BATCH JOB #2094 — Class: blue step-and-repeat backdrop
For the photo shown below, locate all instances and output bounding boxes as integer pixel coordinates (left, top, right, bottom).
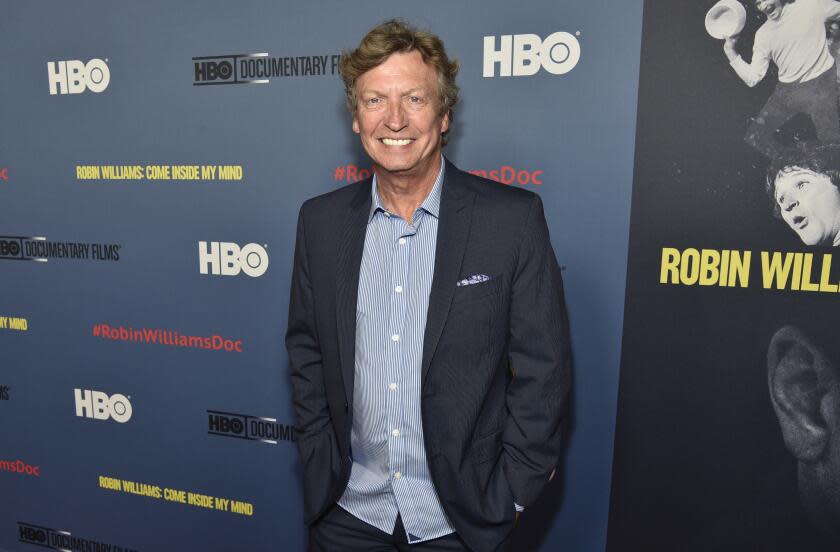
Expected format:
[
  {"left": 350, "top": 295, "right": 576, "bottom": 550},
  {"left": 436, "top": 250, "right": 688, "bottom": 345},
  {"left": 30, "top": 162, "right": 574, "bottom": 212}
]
[{"left": 0, "top": 1, "right": 644, "bottom": 550}]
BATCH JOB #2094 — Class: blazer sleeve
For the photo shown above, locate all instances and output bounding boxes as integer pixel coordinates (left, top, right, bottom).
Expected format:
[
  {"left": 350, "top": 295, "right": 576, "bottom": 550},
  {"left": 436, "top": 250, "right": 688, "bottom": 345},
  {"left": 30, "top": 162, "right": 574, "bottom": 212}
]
[
  {"left": 286, "top": 204, "right": 342, "bottom": 518},
  {"left": 502, "top": 193, "right": 571, "bottom": 507}
]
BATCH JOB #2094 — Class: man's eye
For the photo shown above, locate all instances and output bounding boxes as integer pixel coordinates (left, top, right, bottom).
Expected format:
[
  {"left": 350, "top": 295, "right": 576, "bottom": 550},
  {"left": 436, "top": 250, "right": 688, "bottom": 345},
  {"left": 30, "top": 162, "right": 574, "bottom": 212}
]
[
  {"left": 367, "top": 97, "right": 381, "bottom": 105},
  {"left": 797, "top": 180, "right": 808, "bottom": 190},
  {"left": 408, "top": 96, "right": 422, "bottom": 103}
]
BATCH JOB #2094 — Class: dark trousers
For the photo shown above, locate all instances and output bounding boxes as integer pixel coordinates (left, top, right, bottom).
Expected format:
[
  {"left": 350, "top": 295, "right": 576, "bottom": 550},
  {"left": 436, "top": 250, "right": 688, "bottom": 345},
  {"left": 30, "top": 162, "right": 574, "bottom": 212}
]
[
  {"left": 745, "top": 64, "right": 840, "bottom": 159},
  {"left": 308, "top": 504, "right": 472, "bottom": 552}
]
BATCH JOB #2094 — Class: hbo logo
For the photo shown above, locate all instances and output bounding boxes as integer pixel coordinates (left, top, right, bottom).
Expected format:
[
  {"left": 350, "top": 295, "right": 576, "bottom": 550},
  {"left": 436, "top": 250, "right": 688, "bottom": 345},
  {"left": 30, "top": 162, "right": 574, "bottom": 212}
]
[
  {"left": 194, "top": 60, "right": 233, "bottom": 82},
  {"left": 19, "top": 526, "right": 47, "bottom": 544},
  {"left": 47, "top": 59, "right": 110, "bottom": 95},
  {"left": 74, "top": 389, "right": 132, "bottom": 423},
  {"left": 208, "top": 413, "right": 244, "bottom": 435},
  {"left": 199, "top": 241, "right": 269, "bottom": 277},
  {"left": 0, "top": 239, "right": 21, "bottom": 257},
  {"left": 483, "top": 32, "right": 580, "bottom": 77}
]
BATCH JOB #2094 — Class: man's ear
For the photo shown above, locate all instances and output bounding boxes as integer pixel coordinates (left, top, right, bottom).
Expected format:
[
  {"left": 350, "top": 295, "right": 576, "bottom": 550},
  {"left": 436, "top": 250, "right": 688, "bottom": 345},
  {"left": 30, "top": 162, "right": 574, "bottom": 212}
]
[{"left": 768, "top": 325, "right": 832, "bottom": 463}]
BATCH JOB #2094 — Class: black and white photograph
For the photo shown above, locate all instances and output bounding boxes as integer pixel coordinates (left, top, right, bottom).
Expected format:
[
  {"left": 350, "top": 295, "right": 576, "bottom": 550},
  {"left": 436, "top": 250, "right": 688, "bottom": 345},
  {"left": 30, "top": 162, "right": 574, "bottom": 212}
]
[{"left": 608, "top": 0, "right": 840, "bottom": 550}]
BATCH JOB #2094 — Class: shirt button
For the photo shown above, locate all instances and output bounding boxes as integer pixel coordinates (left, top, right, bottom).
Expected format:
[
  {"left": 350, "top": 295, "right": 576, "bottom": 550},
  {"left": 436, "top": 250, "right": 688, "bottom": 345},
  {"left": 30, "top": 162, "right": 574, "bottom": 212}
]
[
  {"left": 398, "top": 238, "right": 406, "bottom": 245},
  {"left": 391, "top": 429, "right": 400, "bottom": 437},
  {"left": 391, "top": 334, "right": 400, "bottom": 342},
  {"left": 395, "top": 285, "right": 403, "bottom": 293},
  {"left": 388, "top": 383, "right": 397, "bottom": 391},
  {"left": 394, "top": 472, "right": 402, "bottom": 480}
]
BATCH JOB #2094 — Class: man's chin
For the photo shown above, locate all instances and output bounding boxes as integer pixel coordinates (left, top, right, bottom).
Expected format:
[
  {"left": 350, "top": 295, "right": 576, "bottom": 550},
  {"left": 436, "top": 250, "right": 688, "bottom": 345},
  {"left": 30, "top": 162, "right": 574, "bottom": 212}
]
[
  {"left": 368, "top": 148, "right": 441, "bottom": 178},
  {"left": 372, "top": 163, "right": 412, "bottom": 175},
  {"left": 371, "top": 157, "right": 423, "bottom": 176},
  {"left": 797, "top": 231, "right": 824, "bottom": 246}
]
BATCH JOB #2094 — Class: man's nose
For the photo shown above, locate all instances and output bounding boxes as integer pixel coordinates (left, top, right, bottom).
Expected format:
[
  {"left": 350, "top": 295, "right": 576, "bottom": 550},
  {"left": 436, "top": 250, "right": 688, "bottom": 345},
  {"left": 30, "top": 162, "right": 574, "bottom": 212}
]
[
  {"left": 782, "top": 196, "right": 798, "bottom": 211},
  {"left": 385, "top": 101, "right": 407, "bottom": 131}
]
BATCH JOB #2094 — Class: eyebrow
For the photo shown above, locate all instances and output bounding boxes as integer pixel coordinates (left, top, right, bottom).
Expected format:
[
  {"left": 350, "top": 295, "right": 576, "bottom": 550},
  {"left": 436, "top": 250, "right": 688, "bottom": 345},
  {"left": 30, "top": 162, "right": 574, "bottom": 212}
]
[{"left": 359, "top": 87, "right": 428, "bottom": 96}]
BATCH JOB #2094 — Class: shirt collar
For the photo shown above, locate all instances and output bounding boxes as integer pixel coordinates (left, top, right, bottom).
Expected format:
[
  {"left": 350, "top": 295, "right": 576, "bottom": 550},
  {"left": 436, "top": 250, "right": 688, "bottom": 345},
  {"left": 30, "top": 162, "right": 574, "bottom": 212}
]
[{"left": 368, "top": 154, "right": 445, "bottom": 222}]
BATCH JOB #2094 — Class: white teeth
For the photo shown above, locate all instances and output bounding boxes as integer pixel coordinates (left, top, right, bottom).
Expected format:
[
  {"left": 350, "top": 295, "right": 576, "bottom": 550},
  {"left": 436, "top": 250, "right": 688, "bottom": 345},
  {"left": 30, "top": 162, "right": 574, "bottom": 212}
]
[{"left": 382, "top": 138, "right": 412, "bottom": 146}]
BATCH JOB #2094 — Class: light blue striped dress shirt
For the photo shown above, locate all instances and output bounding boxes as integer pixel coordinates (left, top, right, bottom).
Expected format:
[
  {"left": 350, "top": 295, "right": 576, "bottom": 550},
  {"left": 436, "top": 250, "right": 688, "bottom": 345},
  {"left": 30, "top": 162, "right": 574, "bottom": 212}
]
[{"left": 337, "top": 159, "right": 455, "bottom": 544}]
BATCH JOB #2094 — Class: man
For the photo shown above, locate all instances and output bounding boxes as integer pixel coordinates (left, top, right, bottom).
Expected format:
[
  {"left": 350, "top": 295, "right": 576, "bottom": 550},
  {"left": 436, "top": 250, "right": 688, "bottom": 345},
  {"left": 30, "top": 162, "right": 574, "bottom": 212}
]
[
  {"left": 721, "top": 0, "right": 840, "bottom": 159},
  {"left": 286, "top": 19, "right": 570, "bottom": 552},
  {"left": 766, "top": 142, "right": 840, "bottom": 245}
]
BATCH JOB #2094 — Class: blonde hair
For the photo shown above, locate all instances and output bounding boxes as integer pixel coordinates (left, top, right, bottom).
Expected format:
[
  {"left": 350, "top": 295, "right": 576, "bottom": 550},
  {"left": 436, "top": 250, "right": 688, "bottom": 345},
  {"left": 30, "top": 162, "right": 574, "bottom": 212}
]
[{"left": 339, "top": 19, "right": 460, "bottom": 144}]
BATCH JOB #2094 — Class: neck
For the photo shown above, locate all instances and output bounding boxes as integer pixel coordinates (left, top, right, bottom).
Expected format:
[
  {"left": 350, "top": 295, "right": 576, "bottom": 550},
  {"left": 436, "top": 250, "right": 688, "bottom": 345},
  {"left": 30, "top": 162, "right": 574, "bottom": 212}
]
[{"left": 374, "top": 154, "right": 442, "bottom": 222}]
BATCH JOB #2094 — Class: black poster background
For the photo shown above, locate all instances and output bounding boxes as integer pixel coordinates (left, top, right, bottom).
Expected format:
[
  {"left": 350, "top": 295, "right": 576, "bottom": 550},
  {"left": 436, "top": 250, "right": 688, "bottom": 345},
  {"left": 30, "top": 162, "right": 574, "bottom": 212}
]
[{"left": 608, "top": 1, "right": 840, "bottom": 550}]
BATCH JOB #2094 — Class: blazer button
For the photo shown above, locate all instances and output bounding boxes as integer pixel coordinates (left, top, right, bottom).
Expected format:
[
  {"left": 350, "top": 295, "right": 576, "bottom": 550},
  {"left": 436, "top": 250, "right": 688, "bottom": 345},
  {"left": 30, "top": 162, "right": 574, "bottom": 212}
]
[{"left": 344, "top": 402, "right": 349, "bottom": 412}]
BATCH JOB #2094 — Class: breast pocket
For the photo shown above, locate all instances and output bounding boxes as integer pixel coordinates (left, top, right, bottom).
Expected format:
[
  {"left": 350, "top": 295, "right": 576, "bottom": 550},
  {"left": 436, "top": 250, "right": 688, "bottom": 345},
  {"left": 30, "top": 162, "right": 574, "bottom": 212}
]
[{"left": 452, "top": 277, "right": 502, "bottom": 305}]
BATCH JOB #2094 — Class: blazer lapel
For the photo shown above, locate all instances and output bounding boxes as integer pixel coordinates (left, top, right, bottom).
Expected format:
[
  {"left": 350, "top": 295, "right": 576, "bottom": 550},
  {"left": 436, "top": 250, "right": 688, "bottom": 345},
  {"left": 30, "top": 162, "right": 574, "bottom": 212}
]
[
  {"left": 421, "top": 160, "right": 475, "bottom": 386},
  {"left": 336, "top": 179, "right": 372, "bottom": 407}
]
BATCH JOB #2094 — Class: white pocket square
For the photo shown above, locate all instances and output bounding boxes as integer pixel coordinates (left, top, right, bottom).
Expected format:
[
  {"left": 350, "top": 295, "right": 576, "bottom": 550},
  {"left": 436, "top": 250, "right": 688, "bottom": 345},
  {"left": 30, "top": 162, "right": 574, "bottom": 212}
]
[{"left": 456, "top": 274, "right": 490, "bottom": 287}]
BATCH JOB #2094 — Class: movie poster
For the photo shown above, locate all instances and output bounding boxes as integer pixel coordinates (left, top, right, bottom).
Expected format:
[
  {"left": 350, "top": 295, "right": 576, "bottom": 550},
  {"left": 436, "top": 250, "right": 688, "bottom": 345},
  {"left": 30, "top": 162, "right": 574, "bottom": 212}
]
[{"left": 608, "top": 0, "right": 840, "bottom": 549}]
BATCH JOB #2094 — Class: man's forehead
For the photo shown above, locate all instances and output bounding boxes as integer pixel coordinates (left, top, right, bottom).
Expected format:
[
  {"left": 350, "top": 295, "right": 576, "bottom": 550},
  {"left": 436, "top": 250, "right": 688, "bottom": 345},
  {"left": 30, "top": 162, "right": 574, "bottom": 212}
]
[
  {"left": 774, "top": 167, "right": 824, "bottom": 198},
  {"left": 358, "top": 52, "right": 435, "bottom": 83},
  {"left": 776, "top": 167, "right": 820, "bottom": 182}
]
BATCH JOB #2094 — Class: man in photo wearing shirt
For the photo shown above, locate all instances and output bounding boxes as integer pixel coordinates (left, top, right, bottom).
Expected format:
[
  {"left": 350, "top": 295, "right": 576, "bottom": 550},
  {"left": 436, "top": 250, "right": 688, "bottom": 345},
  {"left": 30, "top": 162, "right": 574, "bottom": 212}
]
[
  {"left": 286, "top": 19, "right": 570, "bottom": 552},
  {"left": 722, "top": 0, "right": 840, "bottom": 158}
]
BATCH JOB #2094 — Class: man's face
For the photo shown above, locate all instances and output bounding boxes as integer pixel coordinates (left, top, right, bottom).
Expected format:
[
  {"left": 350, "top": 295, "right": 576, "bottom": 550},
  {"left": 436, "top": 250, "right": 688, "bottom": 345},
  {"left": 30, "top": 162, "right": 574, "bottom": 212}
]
[
  {"left": 352, "top": 50, "right": 449, "bottom": 179},
  {"left": 774, "top": 167, "right": 840, "bottom": 245},
  {"left": 755, "top": 0, "right": 783, "bottom": 20}
]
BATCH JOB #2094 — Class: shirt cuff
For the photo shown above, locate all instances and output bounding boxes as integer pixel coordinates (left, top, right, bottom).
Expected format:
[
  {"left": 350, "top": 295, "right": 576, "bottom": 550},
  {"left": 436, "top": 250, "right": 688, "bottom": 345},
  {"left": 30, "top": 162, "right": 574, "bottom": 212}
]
[{"left": 514, "top": 502, "right": 525, "bottom": 512}]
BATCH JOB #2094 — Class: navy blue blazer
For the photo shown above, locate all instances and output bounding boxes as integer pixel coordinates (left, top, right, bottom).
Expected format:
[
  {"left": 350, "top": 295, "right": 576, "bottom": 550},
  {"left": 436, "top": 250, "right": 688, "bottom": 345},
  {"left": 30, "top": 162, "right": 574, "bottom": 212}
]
[{"left": 286, "top": 158, "right": 570, "bottom": 551}]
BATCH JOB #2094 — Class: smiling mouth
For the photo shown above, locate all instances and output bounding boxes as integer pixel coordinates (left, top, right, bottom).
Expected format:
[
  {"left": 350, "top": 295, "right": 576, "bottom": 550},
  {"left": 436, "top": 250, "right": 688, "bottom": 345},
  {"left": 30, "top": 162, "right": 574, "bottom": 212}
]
[
  {"left": 380, "top": 138, "right": 413, "bottom": 146},
  {"left": 792, "top": 215, "right": 807, "bottom": 229}
]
